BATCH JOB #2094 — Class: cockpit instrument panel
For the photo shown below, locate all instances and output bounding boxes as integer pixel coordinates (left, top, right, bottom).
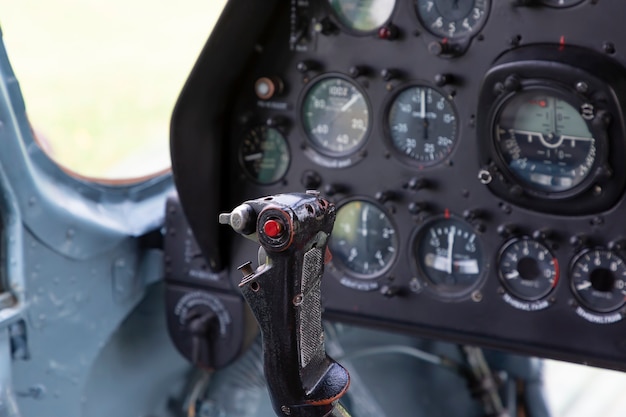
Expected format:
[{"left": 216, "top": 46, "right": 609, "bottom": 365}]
[{"left": 171, "top": 0, "right": 626, "bottom": 371}]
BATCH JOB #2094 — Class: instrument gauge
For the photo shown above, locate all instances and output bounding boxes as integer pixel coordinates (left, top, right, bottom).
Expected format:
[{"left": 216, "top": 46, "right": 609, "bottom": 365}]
[
  {"left": 329, "top": 0, "right": 396, "bottom": 33},
  {"left": 498, "top": 238, "right": 558, "bottom": 301},
  {"left": 414, "top": 0, "right": 490, "bottom": 39},
  {"left": 385, "top": 84, "right": 457, "bottom": 167},
  {"left": 329, "top": 200, "right": 398, "bottom": 279},
  {"left": 239, "top": 126, "right": 290, "bottom": 184},
  {"left": 413, "top": 215, "right": 484, "bottom": 299},
  {"left": 540, "top": 0, "right": 584, "bottom": 7},
  {"left": 301, "top": 75, "right": 371, "bottom": 157},
  {"left": 570, "top": 249, "right": 626, "bottom": 313},
  {"left": 494, "top": 89, "right": 597, "bottom": 194}
]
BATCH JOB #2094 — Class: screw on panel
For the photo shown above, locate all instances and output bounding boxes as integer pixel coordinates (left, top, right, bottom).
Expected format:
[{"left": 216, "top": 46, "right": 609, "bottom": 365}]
[
  {"left": 281, "top": 406, "right": 291, "bottom": 415},
  {"left": 471, "top": 291, "right": 483, "bottom": 302},
  {"left": 603, "top": 41, "right": 616, "bottom": 54},
  {"left": 478, "top": 170, "right": 492, "bottom": 184},
  {"left": 293, "top": 294, "right": 303, "bottom": 306},
  {"left": 575, "top": 81, "right": 589, "bottom": 94}
]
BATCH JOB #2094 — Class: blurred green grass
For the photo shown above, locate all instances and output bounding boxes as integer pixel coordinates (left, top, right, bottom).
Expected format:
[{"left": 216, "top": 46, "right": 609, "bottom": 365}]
[{"left": 0, "top": 0, "right": 226, "bottom": 178}]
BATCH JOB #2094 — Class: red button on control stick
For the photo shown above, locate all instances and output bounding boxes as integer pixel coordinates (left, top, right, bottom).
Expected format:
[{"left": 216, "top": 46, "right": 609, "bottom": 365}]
[{"left": 263, "top": 219, "right": 283, "bottom": 238}]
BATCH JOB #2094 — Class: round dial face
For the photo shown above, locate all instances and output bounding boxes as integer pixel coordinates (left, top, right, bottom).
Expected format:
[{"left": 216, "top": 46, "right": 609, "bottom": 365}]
[
  {"left": 239, "top": 126, "right": 290, "bottom": 184},
  {"left": 386, "top": 85, "right": 457, "bottom": 166},
  {"left": 302, "top": 76, "right": 371, "bottom": 156},
  {"left": 329, "top": 200, "right": 398, "bottom": 279},
  {"left": 329, "top": 0, "right": 396, "bottom": 32},
  {"left": 540, "top": 0, "right": 584, "bottom": 7},
  {"left": 571, "top": 249, "right": 626, "bottom": 313},
  {"left": 494, "top": 90, "right": 596, "bottom": 193},
  {"left": 414, "top": 0, "right": 489, "bottom": 39},
  {"left": 498, "top": 238, "right": 559, "bottom": 301},
  {"left": 414, "top": 215, "right": 483, "bottom": 298}
]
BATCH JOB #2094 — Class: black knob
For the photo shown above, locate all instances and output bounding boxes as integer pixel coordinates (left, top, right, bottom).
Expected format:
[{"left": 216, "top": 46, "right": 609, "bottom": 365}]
[
  {"left": 463, "top": 209, "right": 482, "bottom": 221},
  {"left": 381, "top": 68, "right": 401, "bottom": 81},
  {"left": 497, "top": 224, "right": 518, "bottom": 238},
  {"left": 315, "top": 17, "right": 337, "bottom": 35},
  {"left": 428, "top": 40, "right": 459, "bottom": 57},
  {"left": 348, "top": 66, "right": 369, "bottom": 78},
  {"left": 532, "top": 229, "right": 553, "bottom": 241},
  {"left": 375, "top": 190, "right": 397, "bottom": 203},
  {"left": 608, "top": 239, "right": 626, "bottom": 251},
  {"left": 380, "top": 285, "right": 403, "bottom": 298},
  {"left": 408, "top": 202, "right": 428, "bottom": 215},
  {"left": 569, "top": 234, "right": 589, "bottom": 248},
  {"left": 504, "top": 75, "right": 522, "bottom": 92},
  {"left": 434, "top": 73, "right": 453, "bottom": 87},
  {"left": 301, "top": 170, "right": 322, "bottom": 189},
  {"left": 324, "top": 183, "right": 347, "bottom": 196},
  {"left": 266, "top": 116, "right": 286, "bottom": 127},
  {"left": 408, "top": 177, "right": 429, "bottom": 191},
  {"left": 297, "top": 60, "right": 320, "bottom": 73}
]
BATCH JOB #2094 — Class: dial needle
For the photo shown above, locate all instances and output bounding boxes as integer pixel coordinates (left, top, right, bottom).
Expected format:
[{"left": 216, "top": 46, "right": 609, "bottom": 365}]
[
  {"left": 446, "top": 227, "right": 455, "bottom": 274},
  {"left": 341, "top": 94, "right": 359, "bottom": 112},
  {"left": 361, "top": 205, "right": 369, "bottom": 237}
]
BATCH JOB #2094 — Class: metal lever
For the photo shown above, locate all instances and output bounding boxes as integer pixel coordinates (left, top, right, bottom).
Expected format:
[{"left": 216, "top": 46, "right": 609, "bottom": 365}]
[{"left": 219, "top": 191, "right": 350, "bottom": 417}]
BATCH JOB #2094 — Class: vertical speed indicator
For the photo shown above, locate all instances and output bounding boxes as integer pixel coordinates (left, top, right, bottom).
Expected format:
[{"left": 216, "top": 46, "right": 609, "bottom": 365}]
[{"left": 385, "top": 84, "right": 458, "bottom": 167}]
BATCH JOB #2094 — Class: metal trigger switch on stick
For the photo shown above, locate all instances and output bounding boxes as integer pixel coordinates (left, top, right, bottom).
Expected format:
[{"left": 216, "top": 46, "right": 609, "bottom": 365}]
[{"left": 219, "top": 191, "right": 351, "bottom": 417}]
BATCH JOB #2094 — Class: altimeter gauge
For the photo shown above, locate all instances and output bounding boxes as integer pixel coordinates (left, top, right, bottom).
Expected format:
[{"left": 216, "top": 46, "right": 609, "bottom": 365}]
[{"left": 301, "top": 75, "right": 371, "bottom": 157}]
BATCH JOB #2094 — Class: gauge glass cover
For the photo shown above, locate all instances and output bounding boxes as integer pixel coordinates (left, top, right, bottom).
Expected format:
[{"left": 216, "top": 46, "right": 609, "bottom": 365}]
[
  {"left": 329, "top": 200, "right": 398, "bottom": 279},
  {"left": 494, "top": 90, "right": 596, "bottom": 193},
  {"left": 414, "top": 216, "right": 483, "bottom": 297},
  {"left": 239, "top": 126, "right": 290, "bottom": 184},
  {"left": 414, "top": 0, "right": 489, "bottom": 39},
  {"left": 386, "top": 85, "right": 457, "bottom": 166},
  {"left": 570, "top": 249, "right": 626, "bottom": 313},
  {"left": 329, "top": 0, "right": 396, "bottom": 32},
  {"left": 498, "top": 238, "right": 558, "bottom": 301},
  {"left": 302, "top": 76, "right": 371, "bottom": 156}
]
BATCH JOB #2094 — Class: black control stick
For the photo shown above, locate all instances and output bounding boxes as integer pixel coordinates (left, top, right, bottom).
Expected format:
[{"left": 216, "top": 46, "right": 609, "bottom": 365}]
[{"left": 219, "top": 191, "right": 351, "bottom": 417}]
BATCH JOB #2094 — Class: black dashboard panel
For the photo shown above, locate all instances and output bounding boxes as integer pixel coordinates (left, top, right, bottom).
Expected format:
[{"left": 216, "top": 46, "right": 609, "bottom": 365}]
[{"left": 171, "top": 0, "right": 626, "bottom": 371}]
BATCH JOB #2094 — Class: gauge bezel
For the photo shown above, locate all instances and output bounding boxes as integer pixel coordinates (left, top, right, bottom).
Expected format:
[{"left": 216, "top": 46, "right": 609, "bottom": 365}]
[
  {"left": 540, "top": 0, "right": 585, "bottom": 8},
  {"left": 237, "top": 125, "right": 291, "bottom": 185},
  {"left": 569, "top": 248, "right": 626, "bottom": 314},
  {"left": 497, "top": 237, "right": 559, "bottom": 302},
  {"left": 412, "top": 0, "right": 491, "bottom": 56},
  {"left": 325, "top": 0, "right": 397, "bottom": 36},
  {"left": 382, "top": 81, "right": 459, "bottom": 169},
  {"left": 299, "top": 73, "right": 372, "bottom": 168},
  {"left": 477, "top": 46, "right": 626, "bottom": 215},
  {"left": 411, "top": 214, "right": 486, "bottom": 301},
  {"left": 490, "top": 84, "right": 604, "bottom": 199},
  {"left": 327, "top": 197, "right": 399, "bottom": 289}
]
